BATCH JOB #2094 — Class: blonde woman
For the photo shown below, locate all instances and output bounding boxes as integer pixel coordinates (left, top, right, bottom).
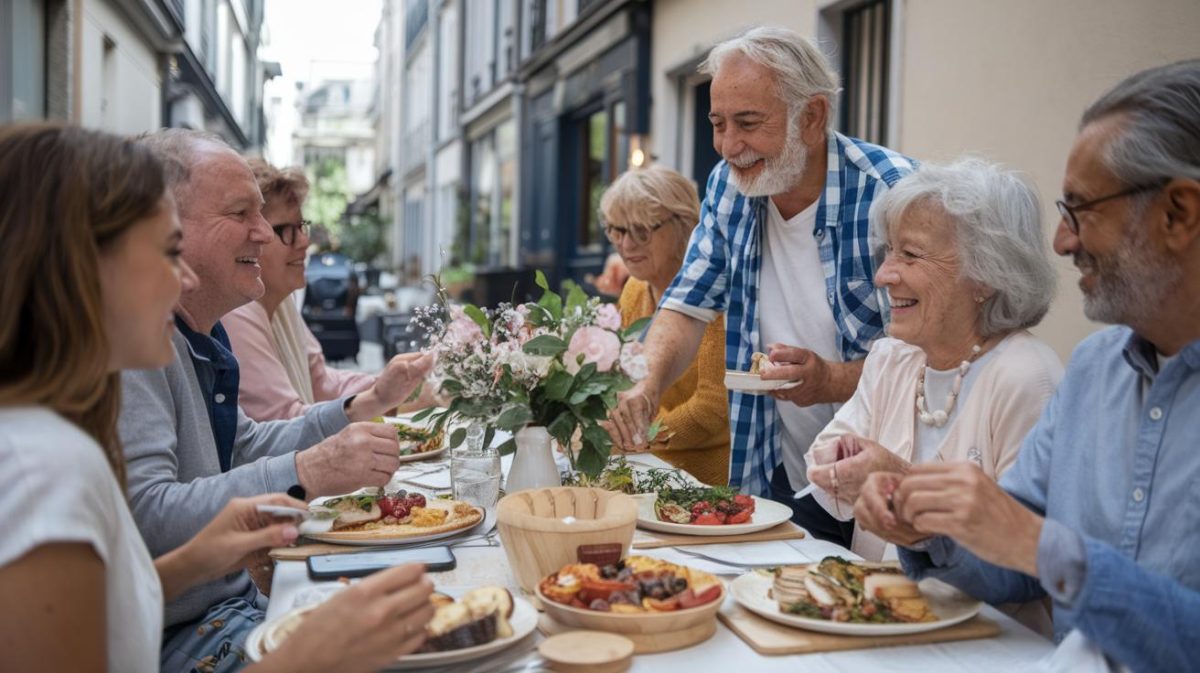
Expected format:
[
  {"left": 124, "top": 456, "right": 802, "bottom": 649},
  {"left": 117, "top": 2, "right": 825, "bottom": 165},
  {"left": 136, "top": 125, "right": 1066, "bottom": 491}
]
[{"left": 601, "top": 166, "right": 731, "bottom": 485}]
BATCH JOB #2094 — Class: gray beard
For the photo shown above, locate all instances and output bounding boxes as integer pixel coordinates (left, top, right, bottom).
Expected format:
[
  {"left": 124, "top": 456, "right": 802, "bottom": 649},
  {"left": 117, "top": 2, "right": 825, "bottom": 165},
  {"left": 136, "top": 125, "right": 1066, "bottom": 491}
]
[
  {"left": 726, "top": 123, "right": 809, "bottom": 198},
  {"left": 1079, "top": 218, "right": 1182, "bottom": 326}
]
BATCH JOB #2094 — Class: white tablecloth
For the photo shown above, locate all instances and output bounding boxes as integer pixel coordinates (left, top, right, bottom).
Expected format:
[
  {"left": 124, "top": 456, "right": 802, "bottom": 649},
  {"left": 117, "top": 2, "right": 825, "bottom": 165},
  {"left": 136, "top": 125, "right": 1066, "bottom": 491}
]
[{"left": 268, "top": 452, "right": 1055, "bottom": 671}]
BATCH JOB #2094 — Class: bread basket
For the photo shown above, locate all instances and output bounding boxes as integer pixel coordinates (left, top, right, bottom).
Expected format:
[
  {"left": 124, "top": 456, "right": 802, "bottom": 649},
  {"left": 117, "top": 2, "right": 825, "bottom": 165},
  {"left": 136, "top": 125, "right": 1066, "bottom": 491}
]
[{"left": 496, "top": 487, "right": 637, "bottom": 593}]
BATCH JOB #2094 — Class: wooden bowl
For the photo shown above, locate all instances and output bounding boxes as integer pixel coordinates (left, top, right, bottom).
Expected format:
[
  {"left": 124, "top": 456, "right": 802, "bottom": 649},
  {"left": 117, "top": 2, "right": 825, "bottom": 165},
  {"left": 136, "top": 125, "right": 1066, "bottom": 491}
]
[
  {"left": 497, "top": 487, "right": 638, "bottom": 593},
  {"left": 535, "top": 582, "right": 724, "bottom": 652}
]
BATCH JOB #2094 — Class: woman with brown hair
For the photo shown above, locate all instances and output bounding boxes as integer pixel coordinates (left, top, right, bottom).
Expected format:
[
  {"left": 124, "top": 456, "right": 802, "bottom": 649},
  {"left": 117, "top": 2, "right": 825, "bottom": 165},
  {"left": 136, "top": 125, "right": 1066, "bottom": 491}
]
[{"left": 0, "top": 123, "right": 434, "bottom": 673}]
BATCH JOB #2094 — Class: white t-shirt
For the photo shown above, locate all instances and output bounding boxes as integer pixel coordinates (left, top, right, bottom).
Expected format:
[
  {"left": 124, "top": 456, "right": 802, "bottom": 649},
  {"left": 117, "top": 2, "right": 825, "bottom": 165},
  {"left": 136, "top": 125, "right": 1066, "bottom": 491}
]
[
  {"left": 0, "top": 407, "right": 162, "bottom": 672},
  {"left": 758, "top": 198, "right": 842, "bottom": 491}
]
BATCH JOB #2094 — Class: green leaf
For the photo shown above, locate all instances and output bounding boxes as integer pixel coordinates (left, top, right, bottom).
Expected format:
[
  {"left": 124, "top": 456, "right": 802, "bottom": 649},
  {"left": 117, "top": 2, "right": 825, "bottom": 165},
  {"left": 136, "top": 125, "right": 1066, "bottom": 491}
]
[
  {"left": 565, "top": 281, "right": 589, "bottom": 315},
  {"left": 542, "top": 370, "right": 575, "bottom": 401},
  {"left": 621, "top": 317, "right": 653, "bottom": 340},
  {"left": 496, "top": 404, "right": 535, "bottom": 429},
  {"left": 523, "top": 334, "right": 568, "bottom": 357},
  {"left": 576, "top": 362, "right": 597, "bottom": 380},
  {"left": 538, "top": 290, "right": 563, "bottom": 323},
  {"left": 534, "top": 270, "right": 550, "bottom": 291},
  {"left": 410, "top": 406, "right": 436, "bottom": 422},
  {"left": 449, "top": 427, "right": 467, "bottom": 448},
  {"left": 463, "top": 304, "right": 492, "bottom": 338},
  {"left": 646, "top": 420, "right": 664, "bottom": 442},
  {"left": 496, "top": 438, "right": 517, "bottom": 456},
  {"left": 547, "top": 411, "right": 576, "bottom": 446},
  {"left": 483, "top": 427, "right": 496, "bottom": 450}
]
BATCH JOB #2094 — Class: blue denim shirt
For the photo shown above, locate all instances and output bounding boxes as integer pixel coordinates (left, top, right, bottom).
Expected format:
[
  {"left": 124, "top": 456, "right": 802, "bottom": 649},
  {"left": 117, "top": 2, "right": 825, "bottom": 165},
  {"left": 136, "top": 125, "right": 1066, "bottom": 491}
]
[
  {"left": 899, "top": 327, "right": 1200, "bottom": 671},
  {"left": 174, "top": 315, "right": 240, "bottom": 472}
]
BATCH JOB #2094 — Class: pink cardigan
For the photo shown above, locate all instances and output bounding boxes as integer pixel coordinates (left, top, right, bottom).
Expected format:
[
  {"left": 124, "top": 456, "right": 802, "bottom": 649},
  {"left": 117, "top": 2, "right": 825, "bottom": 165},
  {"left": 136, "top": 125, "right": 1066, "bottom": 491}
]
[
  {"left": 805, "top": 332, "right": 1064, "bottom": 558},
  {"left": 223, "top": 301, "right": 375, "bottom": 421}
]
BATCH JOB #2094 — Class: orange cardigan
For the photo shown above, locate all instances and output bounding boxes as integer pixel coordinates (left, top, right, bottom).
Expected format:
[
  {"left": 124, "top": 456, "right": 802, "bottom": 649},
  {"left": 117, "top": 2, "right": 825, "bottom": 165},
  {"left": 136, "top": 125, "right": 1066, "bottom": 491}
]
[{"left": 617, "top": 278, "right": 731, "bottom": 485}]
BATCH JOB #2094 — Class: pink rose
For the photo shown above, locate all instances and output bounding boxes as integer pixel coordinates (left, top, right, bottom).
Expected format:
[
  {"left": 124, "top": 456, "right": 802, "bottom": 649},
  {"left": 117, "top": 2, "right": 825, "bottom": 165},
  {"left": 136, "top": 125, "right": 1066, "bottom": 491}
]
[
  {"left": 619, "top": 341, "right": 648, "bottom": 381},
  {"left": 595, "top": 303, "right": 622, "bottom": 332},
  {"left": 445, "top": 307, "right": 484, "bottom": 346},
  {"left": 564, "top": 326, "right": 621, "bottom": 374}
]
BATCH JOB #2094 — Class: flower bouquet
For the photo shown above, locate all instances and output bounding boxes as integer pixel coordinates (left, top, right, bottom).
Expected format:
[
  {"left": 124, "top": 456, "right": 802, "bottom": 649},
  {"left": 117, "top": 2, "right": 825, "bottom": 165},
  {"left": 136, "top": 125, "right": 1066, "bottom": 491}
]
[{"left": 413, "top": 271, "right": 650, "bottom": 477}]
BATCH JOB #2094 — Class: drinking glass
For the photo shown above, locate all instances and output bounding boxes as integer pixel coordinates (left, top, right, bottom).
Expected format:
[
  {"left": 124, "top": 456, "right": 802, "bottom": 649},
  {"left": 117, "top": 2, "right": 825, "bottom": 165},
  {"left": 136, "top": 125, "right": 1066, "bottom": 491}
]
[{"left": 451, "top": 447, "right": 501, "bottom": 509}]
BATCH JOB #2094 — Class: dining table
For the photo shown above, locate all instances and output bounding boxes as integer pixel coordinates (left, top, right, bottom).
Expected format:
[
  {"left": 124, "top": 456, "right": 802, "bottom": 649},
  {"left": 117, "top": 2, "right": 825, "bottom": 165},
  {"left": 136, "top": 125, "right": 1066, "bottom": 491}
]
[{"left": 267, "top": 451, "right": 1056, "bottom": 673}]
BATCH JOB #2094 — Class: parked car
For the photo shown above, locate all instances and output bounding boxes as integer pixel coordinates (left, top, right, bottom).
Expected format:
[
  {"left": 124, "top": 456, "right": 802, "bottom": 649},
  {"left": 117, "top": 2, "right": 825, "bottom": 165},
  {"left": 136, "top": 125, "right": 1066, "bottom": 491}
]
[{"left": 303, "top": 252, "right": 361, "bottom": 362}]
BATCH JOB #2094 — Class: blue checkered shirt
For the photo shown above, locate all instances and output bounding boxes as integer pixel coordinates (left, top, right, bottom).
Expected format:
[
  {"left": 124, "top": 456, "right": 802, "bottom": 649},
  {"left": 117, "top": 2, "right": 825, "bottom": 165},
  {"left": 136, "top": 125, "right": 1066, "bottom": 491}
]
[{"left": 660, "top": 132, "right": 916, "bottom": 496}]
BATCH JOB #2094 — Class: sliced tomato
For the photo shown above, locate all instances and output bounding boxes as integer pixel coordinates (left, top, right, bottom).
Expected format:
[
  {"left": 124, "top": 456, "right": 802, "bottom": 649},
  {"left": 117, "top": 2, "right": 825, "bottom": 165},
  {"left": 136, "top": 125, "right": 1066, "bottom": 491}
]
[
  {"left": 578, "top": 578, "right": 637, "bottom": 603},
  {"left": 726, "top": 509, "right": 752, "bottom": 524},
  {"left": 693, "top": 583, "right": 722, "bottom": 605},
  {"left": 642, "top": 595, "right": 681, "bottom": 612},
  {"left": 692, "top": 512, "right": 723, "bottom": 525},
  {"left": 674, "top": 588, "right": 699, "bottom": 608},
  {"left": 733, "top": 494, "right": 755, "bottom": 513}
]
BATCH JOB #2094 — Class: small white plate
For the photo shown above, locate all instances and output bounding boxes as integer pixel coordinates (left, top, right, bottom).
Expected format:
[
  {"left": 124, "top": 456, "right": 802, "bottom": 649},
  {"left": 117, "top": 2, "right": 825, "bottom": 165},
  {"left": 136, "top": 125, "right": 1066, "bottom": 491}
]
[
  {"left": 724, "top": 371, "right": 801, "bottom": 393},
  {"left": 730, "top": 570, "right": 983, "bottom": 636},
  {"left": 260, "top": 592, "right": 538, "bottom": 670},
  {"left": 302, "top": 502, "right": 493, "bottom": 547},
  {"left": 397, "top": 445, "right": 447, "bottom": 463},
  {"left": 633, "top": 494, "right": 793, "bottom": 536}
]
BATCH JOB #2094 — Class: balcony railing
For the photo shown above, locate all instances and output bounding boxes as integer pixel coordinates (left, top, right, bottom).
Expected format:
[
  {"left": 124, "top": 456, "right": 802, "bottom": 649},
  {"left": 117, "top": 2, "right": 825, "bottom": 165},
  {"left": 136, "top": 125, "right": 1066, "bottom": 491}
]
[{"left": 402, "top": 121, "right": 431, "bottom": 173}]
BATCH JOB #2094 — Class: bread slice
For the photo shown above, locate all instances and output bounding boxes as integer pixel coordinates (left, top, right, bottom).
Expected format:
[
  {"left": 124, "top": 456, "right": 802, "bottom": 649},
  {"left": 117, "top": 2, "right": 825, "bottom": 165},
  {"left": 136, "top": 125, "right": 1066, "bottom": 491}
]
[
  {"left": 863, "top": 572, "right": 921, "bottom": 600},
  {"left": 324, "top": 496, "right": 383, "bottom": 530}
]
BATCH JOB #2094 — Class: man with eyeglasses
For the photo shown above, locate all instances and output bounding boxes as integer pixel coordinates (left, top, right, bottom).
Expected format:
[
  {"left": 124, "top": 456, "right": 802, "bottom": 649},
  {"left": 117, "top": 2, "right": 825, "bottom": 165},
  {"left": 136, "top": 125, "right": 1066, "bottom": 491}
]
[
  {"left": 607, "top": 27, "right": 914, "bottom": 544},
  {"left": 855, "top": 59, "right": 1200, "bottom": 670},
  {"left": 117, "top": 130, "right": 433, "bottom": 669}
]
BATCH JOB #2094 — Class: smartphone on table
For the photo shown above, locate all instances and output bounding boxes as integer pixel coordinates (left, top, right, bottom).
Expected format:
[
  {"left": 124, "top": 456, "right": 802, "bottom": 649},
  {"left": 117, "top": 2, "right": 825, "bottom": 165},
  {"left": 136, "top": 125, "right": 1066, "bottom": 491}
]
[{"left": 307, "top": 546, "right": 456, "bottom": 581}]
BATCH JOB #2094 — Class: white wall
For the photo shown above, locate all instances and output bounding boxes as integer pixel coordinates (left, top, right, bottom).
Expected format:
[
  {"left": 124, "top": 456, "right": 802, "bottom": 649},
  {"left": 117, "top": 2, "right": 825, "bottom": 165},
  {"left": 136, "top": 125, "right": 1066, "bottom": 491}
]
[{"left": 79, "top": 0, "right": 162, "bottom": 134}]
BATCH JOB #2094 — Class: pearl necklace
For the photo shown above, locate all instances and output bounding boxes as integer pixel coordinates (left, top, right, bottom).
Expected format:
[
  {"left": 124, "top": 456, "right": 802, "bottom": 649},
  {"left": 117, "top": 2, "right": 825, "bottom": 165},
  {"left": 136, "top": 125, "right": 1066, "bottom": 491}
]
[{"left": 916, "top": 344, "right": 982, "bottom": 428}]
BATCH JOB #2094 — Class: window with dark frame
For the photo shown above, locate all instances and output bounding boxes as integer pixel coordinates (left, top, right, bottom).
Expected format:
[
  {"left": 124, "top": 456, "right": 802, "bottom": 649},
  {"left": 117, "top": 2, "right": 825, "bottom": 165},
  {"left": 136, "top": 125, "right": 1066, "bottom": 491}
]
[{"left": 840, "top": 0, "right": 891, "bottom": 146}]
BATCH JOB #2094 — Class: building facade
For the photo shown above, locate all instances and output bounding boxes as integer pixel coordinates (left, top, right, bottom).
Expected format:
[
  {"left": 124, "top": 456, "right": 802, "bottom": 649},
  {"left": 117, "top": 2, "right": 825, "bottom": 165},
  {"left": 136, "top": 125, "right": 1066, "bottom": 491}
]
[
  {"left": 1, "top": 0, "right": 271, "bottom": 148},
  {"left": 371, "top": 0, "right": 1200, "bottom": 356}
]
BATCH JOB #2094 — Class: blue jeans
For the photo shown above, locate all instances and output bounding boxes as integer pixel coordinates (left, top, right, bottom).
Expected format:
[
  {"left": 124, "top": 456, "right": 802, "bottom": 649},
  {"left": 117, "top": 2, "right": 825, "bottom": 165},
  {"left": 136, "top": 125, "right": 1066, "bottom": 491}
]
[
  {"left": 161, "top": 597, "right": 265, "bottom": 673},
  {"left": 769, "top": 461, "right": 855, "bottom": 548}
]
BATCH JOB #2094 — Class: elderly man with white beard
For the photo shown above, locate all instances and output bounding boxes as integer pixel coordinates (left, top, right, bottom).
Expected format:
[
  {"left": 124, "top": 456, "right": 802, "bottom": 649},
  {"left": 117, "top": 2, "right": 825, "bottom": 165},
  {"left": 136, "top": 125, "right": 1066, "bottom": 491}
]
[{"left": 607, "top": 26, "right": 916, "bottom": 544}]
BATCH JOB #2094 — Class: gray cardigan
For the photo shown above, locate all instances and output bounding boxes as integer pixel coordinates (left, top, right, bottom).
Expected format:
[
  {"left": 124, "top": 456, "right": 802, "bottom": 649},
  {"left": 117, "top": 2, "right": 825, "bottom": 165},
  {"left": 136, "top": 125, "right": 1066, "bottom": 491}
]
[{"left": 120, "top": 328, "right": 350, "bottom": 627}]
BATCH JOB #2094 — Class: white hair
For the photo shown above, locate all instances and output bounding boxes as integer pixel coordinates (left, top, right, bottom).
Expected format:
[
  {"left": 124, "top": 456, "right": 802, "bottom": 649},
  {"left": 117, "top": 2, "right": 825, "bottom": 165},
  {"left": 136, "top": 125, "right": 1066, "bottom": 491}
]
[
  {"left": 869, "top": 159, "right": 1057, "bottom": 337},
  {"left": 699, "top": 26, "right": 841, "bottom": 131}
]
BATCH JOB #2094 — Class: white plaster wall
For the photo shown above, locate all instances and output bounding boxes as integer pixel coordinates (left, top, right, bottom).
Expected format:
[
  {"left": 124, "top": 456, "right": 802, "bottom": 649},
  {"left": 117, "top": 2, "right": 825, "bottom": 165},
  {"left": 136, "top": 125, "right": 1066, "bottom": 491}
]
[{"left": 79, "top": 0, "right": 162, "bottom": 134}]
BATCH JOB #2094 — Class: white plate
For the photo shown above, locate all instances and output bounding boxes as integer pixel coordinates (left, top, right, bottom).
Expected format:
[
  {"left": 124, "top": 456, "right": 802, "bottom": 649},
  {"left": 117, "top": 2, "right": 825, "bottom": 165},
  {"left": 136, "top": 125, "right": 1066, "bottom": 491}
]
[
  {"left": 260, "top": 593, "right": 538, "bottom": 670},
  {"left": 730, "top": 570, "right": 983, "bottom": 636},
  {"left": 397, "top": 445, "right": 447, "bottom": 463},
  {"left": 724, "top": 371, "right": 801, "bottom": 393},
  {"left": 634, "top": 494, "right": 793, "bottom": 536},
  {"left": 302, "top": 496, "right": 490, "bottom": 547}
]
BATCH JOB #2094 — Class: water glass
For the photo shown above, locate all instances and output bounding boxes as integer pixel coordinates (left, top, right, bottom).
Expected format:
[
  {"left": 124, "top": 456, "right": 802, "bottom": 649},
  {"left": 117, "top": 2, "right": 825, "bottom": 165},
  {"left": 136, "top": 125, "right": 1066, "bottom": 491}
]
[{"left": 451, "top": 447, "right": 501, "bottom": 509}]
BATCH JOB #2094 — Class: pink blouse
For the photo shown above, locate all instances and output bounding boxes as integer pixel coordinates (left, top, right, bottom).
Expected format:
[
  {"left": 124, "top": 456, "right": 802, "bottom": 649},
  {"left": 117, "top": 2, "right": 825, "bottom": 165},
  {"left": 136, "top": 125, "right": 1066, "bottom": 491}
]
[{"left": 223, "top": 301, "right": 375, "bottom": 421}]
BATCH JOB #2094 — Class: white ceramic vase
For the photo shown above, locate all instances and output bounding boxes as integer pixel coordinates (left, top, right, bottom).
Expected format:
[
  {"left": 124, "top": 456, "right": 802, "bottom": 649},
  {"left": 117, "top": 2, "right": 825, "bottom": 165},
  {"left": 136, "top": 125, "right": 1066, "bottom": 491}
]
[{"left": 505, "top": 426, "right": 562, "bottom": 493}]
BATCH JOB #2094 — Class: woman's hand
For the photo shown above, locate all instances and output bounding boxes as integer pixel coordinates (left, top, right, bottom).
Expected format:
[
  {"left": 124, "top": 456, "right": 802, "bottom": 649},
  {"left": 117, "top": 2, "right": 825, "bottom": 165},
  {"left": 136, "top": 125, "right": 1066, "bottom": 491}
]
[
  {"left": 259, "top": 564, "right": 436, "bottom": 673},
  {"left": 807, "top": 435, "right": 910, "bottom": 506},
  {"left": 156, "top": 494, "right": 303, "bottom": 600},
  {"left": 853, "top": 472, "right": 930, "bottom": 547}
]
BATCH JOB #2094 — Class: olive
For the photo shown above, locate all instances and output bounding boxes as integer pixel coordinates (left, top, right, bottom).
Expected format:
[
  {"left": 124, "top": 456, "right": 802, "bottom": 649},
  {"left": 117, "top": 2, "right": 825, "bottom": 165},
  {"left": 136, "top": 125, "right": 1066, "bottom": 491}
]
[
  {"left": 671, "top": 577, "right": 688, "bottom": 593},
  {"left": 589, "top": 599, "right": 611, "bottom": 611}
]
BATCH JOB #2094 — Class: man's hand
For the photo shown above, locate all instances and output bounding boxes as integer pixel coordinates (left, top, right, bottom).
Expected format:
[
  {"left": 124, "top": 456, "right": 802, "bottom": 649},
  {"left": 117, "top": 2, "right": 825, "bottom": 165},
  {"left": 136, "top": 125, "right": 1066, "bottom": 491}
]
[
  {"left": 807, "top": 435, "right": 911, "bottom": 505},
  {"left": 608, "top": 379, "right": 660, "bottom": 451},
  {"left": 346, "top": 351, "right": 435, "bottom": 422},
  {"left": 295, "top": 422, "right": 402, "bottom": 496},
  {"left": 853, "top": 472, "right": 930, "bottom": 547},
  {"left": 762, "top": 344, "right": 860, "bottom": 406},
  {"left": 893, "top": 463, "right": 1044, "bottom": 576}
]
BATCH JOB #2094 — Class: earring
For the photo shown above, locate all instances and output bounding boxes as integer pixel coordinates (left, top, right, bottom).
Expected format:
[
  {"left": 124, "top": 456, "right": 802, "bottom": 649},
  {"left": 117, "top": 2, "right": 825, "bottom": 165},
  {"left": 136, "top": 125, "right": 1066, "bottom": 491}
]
[{"left": 975, "top": 296, "right": 985, "bottom": 304}]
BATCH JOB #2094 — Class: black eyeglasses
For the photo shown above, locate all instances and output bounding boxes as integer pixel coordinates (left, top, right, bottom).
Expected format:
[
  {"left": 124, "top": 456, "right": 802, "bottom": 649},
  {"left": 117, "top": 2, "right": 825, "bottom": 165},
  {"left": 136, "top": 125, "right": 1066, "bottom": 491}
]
[
  {"left": 604, "top": 220, "right": 667, "bottom": 246},
  {"left": 272, "top": 220, "right": 311, "bottom": 247},
  {"left": 1055, "top": 180, "right": 1167, "bottom": 235}
]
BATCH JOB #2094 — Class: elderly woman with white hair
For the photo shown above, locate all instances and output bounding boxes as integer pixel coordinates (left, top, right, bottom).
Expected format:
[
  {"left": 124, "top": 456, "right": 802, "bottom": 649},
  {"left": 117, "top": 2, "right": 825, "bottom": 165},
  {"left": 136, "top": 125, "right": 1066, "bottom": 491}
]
[{"left": 803, "top": 158, "right": 1064, "bottom": 564}]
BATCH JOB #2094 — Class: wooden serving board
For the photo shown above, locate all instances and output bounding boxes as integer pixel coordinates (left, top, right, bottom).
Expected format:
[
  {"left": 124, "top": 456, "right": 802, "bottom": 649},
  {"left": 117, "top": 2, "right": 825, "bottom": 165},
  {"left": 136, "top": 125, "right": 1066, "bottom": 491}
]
[
  {"left": 632, "top": 521, "right": 805, "bottom": 550},
  {"left": 269, "top": 543, "right": 362, "bottom": 561},
  {"left": 717, "top": 603, "right": 999, "bottom": 655}
]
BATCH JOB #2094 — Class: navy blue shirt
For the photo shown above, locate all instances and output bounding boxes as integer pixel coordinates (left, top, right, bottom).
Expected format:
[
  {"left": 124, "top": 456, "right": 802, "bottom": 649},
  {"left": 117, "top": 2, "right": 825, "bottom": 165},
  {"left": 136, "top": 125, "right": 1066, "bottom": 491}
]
[{"left": 175, "top": 315, "right": 240, "bottom": 472}]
